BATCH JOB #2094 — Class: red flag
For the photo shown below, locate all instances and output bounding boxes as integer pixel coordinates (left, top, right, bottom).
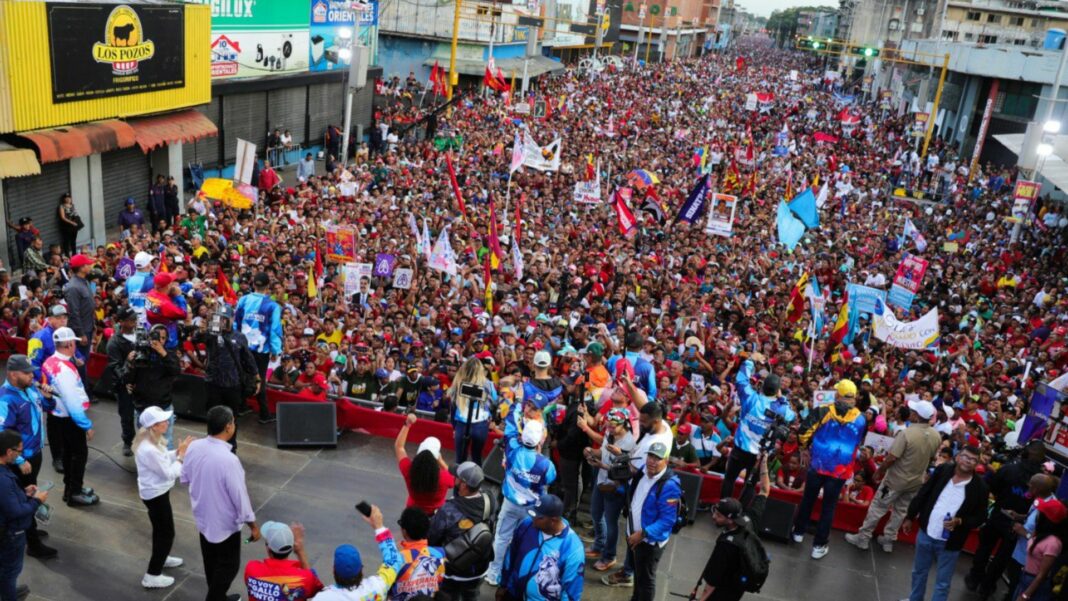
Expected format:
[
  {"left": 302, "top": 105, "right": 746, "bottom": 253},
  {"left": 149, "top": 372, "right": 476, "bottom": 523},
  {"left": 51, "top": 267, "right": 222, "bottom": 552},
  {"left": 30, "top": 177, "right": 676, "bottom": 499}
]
[
  {"left": 445, "top": 152, "right": 467, "bottom": 216},
  {"left": 736, "top": 56, "right": 746, "bottom": 71},
  {"left": 613, "top": 189, "right": 637, "bottom": 237},
  {"left": 216, "top": 266, "right": 237, "bottom": 305},
  {"left": 785, "top": 273, "right": 809, "bottom": 323},
  {"left": 488, "top": 196, "right": 504, "bottom": 263},
  {"left": 483, "top": 66, "right": 508, "bottom": 92},
  {"left": 314, "top": 242, "right": 324, "bottom": 281}
]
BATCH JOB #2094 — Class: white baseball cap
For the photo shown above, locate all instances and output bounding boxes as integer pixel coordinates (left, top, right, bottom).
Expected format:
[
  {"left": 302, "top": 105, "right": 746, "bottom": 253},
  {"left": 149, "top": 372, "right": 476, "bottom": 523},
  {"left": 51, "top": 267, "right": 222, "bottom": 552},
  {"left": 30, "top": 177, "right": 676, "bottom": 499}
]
[
  {"left": 52, "top": 326, "right": 78, "bottom": 343},
  {"left": 134, "top": 251, "right": 155, "bottom": 269},
  {"left": 908, "top": 400, "right": 936, "bottom": 421},
  {"left": 521, "top": 419, "right": 545, "bottom": 447},
  {"left": 139, "top": 406, "right": 174, "bottom": 429},
  {"left": 417, "top": 436, "right": 442, "bottom": 459},
  {"left": 533, "top": 351, "right": 552, "bottom": 368}
]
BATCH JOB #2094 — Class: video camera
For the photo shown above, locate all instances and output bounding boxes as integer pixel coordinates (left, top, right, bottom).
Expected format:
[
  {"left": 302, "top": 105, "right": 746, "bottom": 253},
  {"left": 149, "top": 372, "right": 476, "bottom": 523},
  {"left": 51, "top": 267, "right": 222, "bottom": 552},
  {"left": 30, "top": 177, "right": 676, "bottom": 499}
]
[{"left": 758, "top": 408, "right": 790, "bottom": 454}]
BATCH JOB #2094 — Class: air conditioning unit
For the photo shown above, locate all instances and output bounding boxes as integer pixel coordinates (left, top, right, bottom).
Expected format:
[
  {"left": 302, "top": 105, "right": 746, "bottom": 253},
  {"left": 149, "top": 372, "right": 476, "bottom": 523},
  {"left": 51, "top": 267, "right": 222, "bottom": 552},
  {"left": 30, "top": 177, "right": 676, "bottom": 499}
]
[
  {"left": 889, "top": 21, "right": 900, "bottom": 30},
  {"left": 916, "top": 6, "right": 925, "bottom": 15}
]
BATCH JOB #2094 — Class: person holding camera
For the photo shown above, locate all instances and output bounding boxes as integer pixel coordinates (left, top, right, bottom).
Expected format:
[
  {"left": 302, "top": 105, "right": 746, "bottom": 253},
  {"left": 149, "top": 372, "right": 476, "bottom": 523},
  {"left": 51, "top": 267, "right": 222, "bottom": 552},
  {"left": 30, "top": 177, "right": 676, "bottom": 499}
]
[
  {"left": 719, "top": 353, "right": 795, "bottom": 502},
  {"left": 125, "top": 325, "right": 182, "bottom": 452},
  {"left": 428, "top": 462, "right": 497, "bottom": 600},
  {"left": 446, "top": 358, "right": 496, "bottom": 466},
  {"left": 552, "top": 389, "right": 596, "bottom": 527},
  {"left": 106, "top": 308, "right": 139, "bottom": 456},
  {"left": 791, "top": 379, "right": 867, "bottom": 560},
  {"left": 580, "top": 407, "right": 635, "bottom": 572},
  {"left": 197, "top": 305, "right": 259, "bottom": 453}
]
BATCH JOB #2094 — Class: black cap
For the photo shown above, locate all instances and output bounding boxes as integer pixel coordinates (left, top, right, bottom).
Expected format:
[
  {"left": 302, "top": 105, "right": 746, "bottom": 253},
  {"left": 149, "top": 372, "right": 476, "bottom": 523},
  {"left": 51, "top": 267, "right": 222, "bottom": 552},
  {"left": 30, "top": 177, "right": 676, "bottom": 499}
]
[
  {"left": 625, "top": 331, "right": 643, "bottom": 350},
  {"left": 761, "top": 374, "right": 781, "bottom": 397},
  {"left": 715, "top": 497, "right": 744, "bottom": 520},
  {"left": 254, "top": 272, "right": 270, "bottom": 288}
]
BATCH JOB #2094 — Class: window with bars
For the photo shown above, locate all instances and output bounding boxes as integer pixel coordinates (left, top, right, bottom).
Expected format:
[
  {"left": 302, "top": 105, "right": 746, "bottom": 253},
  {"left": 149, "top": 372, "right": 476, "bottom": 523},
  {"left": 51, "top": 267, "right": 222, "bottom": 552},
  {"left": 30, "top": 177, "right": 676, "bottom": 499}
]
[
  {"left": 978, "top": 34, "right": 998, "bottom": 43},
  {"left": 994, "top": 81, "right": 1040, "bottom": 118},
  {"left": 966, "top": 11, "right": 981, "bottom": 20}
]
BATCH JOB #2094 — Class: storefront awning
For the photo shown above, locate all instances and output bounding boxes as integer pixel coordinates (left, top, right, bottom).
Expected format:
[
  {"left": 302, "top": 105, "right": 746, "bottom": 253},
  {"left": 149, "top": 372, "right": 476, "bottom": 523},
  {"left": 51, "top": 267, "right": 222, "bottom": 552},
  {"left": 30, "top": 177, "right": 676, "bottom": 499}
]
[
  {"left": 127, "top": 110, "right": 219, "bottom": 153},
  {"left": 0, "top": 142, "right": 41, "bottom": 179},
  {"left": 20, "top": 120, "right": 136, "bottom": 164}
]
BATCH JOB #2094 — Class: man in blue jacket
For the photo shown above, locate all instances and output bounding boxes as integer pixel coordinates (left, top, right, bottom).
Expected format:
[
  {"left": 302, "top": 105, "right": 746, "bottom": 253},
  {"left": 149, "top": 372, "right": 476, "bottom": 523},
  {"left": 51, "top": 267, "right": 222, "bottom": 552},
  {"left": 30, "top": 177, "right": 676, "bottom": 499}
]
[
  {"left": 625, "top": 441, "right": 682, "bottom": 601},
  {"left": 0, "top": 429, "right": 49, "bottom": 601},
  {"left": 607, "top": 332, "right": 657, "bottom": 401},
  {"left": 0, "top": 355, "right": 57, "bottom": 560},
  {"left": 235, "top": 272, "right": 283, "bottom": 424},
  {"left": 720, "top": 353, "right": 795, "bottom": 501},
  {"left": 125, "top": 251, "right": 156, "bottom": 328},
  {"left": 497, "top": 494, "right": 584, "bottom": 601},
  {"left": 485, "top": 419, "right": 556, "bottom": 587}
]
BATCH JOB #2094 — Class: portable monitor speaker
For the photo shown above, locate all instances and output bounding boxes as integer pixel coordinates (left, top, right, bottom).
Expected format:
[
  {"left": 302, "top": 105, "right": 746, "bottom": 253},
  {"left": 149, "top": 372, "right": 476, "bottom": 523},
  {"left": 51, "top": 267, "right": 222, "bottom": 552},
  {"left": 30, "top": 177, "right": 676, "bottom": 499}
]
[
  {"left": 674, "top": 470, "right": 703, "bottom": 525},
  {"left": 757, "top": 497, "right": 797, "bottom": 543},
  {"left": 276, "top": 402, "right": 338, "bottom": 447},
  {"left": 482, "top": 442, "right": 505, "bottom": 485}
]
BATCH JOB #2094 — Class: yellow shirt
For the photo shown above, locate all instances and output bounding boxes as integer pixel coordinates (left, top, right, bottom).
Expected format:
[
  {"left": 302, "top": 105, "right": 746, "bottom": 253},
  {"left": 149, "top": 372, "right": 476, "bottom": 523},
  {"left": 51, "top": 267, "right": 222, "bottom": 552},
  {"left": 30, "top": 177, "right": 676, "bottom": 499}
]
[{"left": 316, "top": 329, "right": 343, "bottom": 346}]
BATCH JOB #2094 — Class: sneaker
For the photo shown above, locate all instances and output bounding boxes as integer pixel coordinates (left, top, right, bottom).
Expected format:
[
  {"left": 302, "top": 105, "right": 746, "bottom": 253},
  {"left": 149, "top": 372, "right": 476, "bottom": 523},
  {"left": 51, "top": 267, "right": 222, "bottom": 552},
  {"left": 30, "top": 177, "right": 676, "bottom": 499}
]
[
  {"left": 601, "top": 571, "right": 634, "bottom": 587},
  {"left": 585, "top": 549, "right": 601, "bottom": 559},
  {"left": 964, "top": 574, "right": 980, "bottom": 592},
  {"left": 237, "top": 408, "right": 253, "bottom": 417},
  {"left": 811, "top": 545, "right": 829, "bottom": 560},
  {"left": 578, "top": 531, "right": 595, "bottom": 543},
  {"left": 122, "top": 445, "right": 133, "bottom": 457},
  {"left": 876, "top": 535, "right": 894, "bottom": 553},
  {"left": 142, "top": 574, "right": 175, "bottom": 589},
  {"left": 15, "top": 584, "right": 28, "bottom": 601},
  {"left": 594, "top": 559, "right": 617, "bottom": 572},
  {"left": 52, "top": 459, "right": 64, "bottom": 474},
  {"left": 258, "top": 416, "right": 277, "bottom": 425},
  {"left": 483, "top": 574, "right": 499, "bottom": 587},
  {"left": 66, "top": 492, "right": 99, "bottom": 507},
  {"left": 163, "top": 556, "right": 183, "bottom": 568},
  {"left": 844, "top": 533, "right": 869, "bottom": 550},
  {"left": 791, "top": 533, "right": 804, "bottom": 544}
]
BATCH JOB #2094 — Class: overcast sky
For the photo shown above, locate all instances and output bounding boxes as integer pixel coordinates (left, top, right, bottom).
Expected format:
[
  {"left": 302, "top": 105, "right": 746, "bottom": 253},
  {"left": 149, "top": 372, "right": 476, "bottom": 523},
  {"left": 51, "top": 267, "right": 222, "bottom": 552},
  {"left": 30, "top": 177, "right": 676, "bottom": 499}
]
[{"left": 738, "top": 0, "right": 837, "bottom": 18}]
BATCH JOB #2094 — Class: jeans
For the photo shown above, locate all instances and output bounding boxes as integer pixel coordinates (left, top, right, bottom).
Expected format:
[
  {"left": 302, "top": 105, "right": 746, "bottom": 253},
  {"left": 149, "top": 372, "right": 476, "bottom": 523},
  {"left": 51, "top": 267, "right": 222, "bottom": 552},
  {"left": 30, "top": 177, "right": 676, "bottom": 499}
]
[
  {"left": 591, "top": 485, "right": 626, "bottom": 562},
  {"left": 910, "top": 530, "right": 961, "bottom": 601},
  {"left": 144, "top": 492, "right": 175, "bottom": 576},
  {"left": 453, "top": 420, "right": 489, "bottom": 466},
  {"left": 720, "top": 446, "right": 756, "bottom": 501},
  {"left": 134, "top": 405, "right": 175, "bottom": 451},
  {"left": 10, "top": 454, "right": 42, "bottom": 548},
  {"left": 792, "top": 469, "right": 847, "bottom": 547},
  {"left": 439, "top": 578, "right": 481, "bottom": 601},
  {"left": 631, "top": 542, "right": 665, "bottom": 601},
  {"left": 1013, "top": 570, "right": 1053, "bottom": 601},
  {"left": 487, "top": 498, "right": 531, "bottom": 582},
  {"left": 0, "top": 531, "right": 26, "bottom": 601},
  {"left": 199, "top": 531, "right": 241, "bottom": 601}
]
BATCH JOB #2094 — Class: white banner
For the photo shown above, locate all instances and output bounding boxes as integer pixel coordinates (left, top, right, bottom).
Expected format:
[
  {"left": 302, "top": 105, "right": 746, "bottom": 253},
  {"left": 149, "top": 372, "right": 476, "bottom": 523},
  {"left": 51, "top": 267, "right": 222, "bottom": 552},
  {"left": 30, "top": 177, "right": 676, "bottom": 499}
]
[
  {"left": 744, "top": 93, "right": 758, "bottom": 111},
  {"left": 705, "top": 192, "right": 737, "bottom": 237},
  {"left": 392, "top": 268, "right": 413, "bottom": 289},
  {"left": 342, "top": 263, "right": 363, "bottom": 297},
  {"left": 574, "top": 172, "right": 602, "bottom": 204},
  {"left": 521, "top": 131, "right": 562, "bottom": 172},
  {"left": 872, "top": 302, "right": 941, "bottom": 350},
  {"left": 235, "top": 138, "right": 257, "bottom": 185},
  {"left": 429, "top": 227, "right": 457, "bottom": 276},
  {"left": 512, "top": 240, "right": 524, "bottom": 279}
]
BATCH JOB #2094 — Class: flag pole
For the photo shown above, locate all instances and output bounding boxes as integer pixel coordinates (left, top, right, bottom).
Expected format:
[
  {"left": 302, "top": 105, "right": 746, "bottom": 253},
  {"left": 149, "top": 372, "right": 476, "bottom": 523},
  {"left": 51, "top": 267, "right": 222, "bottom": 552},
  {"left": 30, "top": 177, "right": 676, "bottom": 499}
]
[{"left": 806, "top": 319, "right": 816, "bottom": 374}]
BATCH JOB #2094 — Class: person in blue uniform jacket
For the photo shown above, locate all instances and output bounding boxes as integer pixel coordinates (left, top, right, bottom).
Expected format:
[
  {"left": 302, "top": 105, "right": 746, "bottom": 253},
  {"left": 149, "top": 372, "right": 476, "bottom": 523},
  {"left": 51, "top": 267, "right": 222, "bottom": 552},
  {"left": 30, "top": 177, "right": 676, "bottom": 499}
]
[
  {"left": 497, "top": 493, "right": 584, "bottom": 601},
  {"left": 624, "top": 441, "right": 683, "bottom": 601},
  {"left": 0, "top": 429, "right": 50, "bottom": 601},
  {"left": 235, "top": 272, "right": 283, "bottom": 424}
]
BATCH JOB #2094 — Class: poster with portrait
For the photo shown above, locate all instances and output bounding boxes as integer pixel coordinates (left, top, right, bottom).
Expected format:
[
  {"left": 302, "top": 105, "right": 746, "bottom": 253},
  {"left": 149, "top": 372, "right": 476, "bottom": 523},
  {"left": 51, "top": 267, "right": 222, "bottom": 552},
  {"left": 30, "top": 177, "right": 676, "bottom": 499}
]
[
  {"left": 704, "top": 193, "right": 737, "bottom": 237},
  {"left": 324, "top": 225, "right": 357, "bottom": 262}
]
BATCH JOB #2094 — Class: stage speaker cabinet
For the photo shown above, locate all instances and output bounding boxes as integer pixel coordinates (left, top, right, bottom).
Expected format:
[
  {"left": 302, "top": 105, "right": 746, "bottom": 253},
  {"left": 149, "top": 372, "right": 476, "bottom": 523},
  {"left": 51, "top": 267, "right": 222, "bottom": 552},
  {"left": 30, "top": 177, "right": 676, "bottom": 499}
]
[
  {"left": 674, "top": 470, "right": 703, "bottom": 526},
  {"left": 276, "top": 402, "right": 338, "bottom": 447},
  {"left": 482, "top": 442, "right": 506, "bottom": 486},
  {"left": 757, "top": 497, "right": 797, "bottom": 543},
  {"left": 171, "top": 374, "right": 210, "bottom": 421}
]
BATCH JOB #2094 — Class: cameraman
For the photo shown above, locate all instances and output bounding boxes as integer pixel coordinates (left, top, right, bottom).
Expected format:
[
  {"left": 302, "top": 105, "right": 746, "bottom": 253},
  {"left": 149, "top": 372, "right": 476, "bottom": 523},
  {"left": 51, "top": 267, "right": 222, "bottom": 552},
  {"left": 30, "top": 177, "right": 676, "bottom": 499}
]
[
  {"left": 719, "top": 353, "right": 795, "bottom": 501},
  {"left": 196, "top": 304, "right": 258, "bottom": 452},
  {"left": 105, "top": 308, "right": 138, "bottom": 456},
  {"left": 552, "top": 390, "right": 596, "bottom": 526},
  {"left": 125, "top": 325, "right": 181, "bottom": 451}
]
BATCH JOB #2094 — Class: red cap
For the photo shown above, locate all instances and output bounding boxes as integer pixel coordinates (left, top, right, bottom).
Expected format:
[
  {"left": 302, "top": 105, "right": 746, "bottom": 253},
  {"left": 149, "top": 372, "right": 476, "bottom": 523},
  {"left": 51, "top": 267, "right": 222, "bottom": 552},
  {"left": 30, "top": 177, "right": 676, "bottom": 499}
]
[
  {"left": 69, "top": 254, "right": 94, "bottom": 269},
  {"left": 1037, "top": 498, "right": 1068, "bottom": 524},
  {"left": 153, "top": 272, "right": 175, "bottom": 288},
  {"left": 677, "top": 423, "right": 693, "bottom": 436}
]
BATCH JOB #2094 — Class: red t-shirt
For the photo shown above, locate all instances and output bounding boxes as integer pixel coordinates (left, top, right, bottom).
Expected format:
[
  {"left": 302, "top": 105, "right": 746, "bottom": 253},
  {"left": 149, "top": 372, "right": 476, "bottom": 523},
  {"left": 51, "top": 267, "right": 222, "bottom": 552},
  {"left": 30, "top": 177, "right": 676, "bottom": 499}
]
[
  {"left": 244, "top": 557, "right": 323, "bottom": 601},
  {"left": 398, "top": 456, "right": 455, "bottom": 514},
  {"left": 296, "top": 372, "right": 328, "bottom": 400}
]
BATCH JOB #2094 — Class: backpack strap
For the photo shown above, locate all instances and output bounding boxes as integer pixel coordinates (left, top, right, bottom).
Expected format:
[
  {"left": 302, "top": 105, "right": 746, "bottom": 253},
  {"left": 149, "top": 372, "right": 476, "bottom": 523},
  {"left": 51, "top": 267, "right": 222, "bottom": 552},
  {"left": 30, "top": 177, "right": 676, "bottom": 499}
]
[{"left": 480, "top": 492, "right": 492, "bottom": 522}]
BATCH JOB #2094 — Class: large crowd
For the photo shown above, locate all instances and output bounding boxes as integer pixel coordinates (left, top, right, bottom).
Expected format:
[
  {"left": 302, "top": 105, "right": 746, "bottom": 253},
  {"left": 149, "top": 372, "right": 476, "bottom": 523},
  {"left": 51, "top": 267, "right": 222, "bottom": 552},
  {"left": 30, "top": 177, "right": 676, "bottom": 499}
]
[{"left": 3, "top": 33, "right": 1068, "bottom": 601}]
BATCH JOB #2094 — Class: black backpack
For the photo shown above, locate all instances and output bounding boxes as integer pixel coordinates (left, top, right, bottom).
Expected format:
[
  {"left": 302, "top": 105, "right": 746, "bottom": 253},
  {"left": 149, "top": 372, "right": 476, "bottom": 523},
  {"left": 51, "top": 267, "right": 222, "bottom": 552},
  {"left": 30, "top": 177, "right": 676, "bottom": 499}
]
[
  {"left": 628, "top": 469, "right": 689, "bottom": 534},
  {"left": 443, "top": 492, "right": 494, "bottom": 574},
  {"left": 733, "top": 519, "right": 770, "bottom": 593}
]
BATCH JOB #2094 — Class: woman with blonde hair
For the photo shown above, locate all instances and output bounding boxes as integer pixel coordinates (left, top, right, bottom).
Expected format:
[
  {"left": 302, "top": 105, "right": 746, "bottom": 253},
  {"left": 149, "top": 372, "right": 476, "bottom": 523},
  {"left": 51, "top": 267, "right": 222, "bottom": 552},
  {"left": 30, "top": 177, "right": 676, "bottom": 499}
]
[
  {"left": 134, "top": 406, "right": 193, "bottom": 589},
  {"left": 447, "top": 357, "right": 497, "bottom": 465}
]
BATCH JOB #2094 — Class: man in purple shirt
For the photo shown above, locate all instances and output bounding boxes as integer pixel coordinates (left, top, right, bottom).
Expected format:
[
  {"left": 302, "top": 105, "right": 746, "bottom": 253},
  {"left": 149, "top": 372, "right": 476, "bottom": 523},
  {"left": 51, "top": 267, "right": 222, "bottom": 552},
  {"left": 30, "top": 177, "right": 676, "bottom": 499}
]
[{"left": 181, "top": 406, "right": 261, "bottom": 601}]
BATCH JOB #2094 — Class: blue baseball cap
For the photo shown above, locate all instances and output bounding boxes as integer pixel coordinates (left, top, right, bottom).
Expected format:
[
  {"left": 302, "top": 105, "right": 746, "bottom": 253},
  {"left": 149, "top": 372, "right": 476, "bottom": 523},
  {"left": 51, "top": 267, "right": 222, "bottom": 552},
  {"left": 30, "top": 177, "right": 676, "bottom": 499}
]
[
  {"left": 334, "top": 544, "right": 363, "bottom": 579},
  {"left": 528, "top": 493, "right": 564, "bottom": 519}
]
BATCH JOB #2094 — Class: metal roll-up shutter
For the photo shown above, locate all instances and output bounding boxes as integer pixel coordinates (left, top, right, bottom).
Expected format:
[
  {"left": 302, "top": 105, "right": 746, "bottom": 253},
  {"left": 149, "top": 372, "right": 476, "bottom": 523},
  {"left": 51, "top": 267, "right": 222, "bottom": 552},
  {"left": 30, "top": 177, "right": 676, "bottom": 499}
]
[
  {"left": 190, "top": 97, "right": 222, "bottom": 167},
  {"left": 223, "top": 92, "right": 267, "bottom": 163},
  {"left": 2, "top": 161, "right": 70, "bottom": 252},
  {"left": 102, "top": 147, "right": 151, "bottom": 230},
  {"left": 308, "top": 82, "right": 343, "bottom": 145},
  {"left": 268, "top": 87, "right": 307, "bottom": 145}
]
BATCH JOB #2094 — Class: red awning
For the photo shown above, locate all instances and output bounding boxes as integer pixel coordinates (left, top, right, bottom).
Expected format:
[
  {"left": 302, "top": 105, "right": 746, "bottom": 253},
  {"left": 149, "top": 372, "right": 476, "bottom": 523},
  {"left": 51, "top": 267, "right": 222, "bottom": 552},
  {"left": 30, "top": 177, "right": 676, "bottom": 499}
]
[
  {"left": 127, "top": 110, "right": 218, "bottom": 153},
  {"left": 21, "top": 120, "right": 136, "bottom": 164}
]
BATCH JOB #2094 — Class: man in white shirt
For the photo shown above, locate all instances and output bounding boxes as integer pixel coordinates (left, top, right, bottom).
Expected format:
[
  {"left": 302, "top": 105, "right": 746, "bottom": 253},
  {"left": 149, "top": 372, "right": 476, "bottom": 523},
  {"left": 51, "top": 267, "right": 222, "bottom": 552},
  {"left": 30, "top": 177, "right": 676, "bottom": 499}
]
[
  {"left": 621, "top": 442, "right": 681, "bottom": 601},
  {"left": 901, "top": 446, "right": 989, "bottom": 601}
]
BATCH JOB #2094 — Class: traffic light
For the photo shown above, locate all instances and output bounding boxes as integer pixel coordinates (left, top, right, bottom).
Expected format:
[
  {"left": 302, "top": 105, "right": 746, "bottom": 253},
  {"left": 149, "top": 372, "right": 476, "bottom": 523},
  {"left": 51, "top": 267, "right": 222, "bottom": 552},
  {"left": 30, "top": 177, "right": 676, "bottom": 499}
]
[{"left": 851, "top": 46, "right": 880, "bottom": 57}]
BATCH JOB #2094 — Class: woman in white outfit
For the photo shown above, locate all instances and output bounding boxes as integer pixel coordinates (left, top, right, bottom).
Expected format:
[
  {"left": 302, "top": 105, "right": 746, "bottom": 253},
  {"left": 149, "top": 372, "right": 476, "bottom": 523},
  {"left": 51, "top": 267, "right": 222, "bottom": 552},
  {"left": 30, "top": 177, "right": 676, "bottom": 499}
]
[{"left": 134, "top": 406, "right": 194, "bottom": 588}]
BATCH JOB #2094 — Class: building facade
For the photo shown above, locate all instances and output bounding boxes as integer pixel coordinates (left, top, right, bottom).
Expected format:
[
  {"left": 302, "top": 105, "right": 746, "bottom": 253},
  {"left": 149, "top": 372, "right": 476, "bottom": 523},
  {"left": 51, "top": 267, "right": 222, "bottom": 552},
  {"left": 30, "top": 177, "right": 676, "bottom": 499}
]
[{"left": 938, "top": 0, "right": 1068, "bottom": 46}]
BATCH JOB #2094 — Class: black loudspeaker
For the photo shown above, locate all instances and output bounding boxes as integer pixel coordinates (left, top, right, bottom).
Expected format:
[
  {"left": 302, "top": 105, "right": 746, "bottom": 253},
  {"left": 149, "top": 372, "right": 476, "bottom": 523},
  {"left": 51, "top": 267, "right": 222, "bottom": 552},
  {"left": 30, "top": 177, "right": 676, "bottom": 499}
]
[
  {"left": 675, "top": 470, "right": 703, "bottom": 525},
  {"left": 757, "top": 497, "right": 797, "bottom": 543},
  {"left": 171, "top": 374, "right": 210, "bottom": 421},
  {"left": 276, "top": 402, "right": 338, "bottom": 447},
  {"left": 482, "top": 442, "right": 505, "bottom": 485}
]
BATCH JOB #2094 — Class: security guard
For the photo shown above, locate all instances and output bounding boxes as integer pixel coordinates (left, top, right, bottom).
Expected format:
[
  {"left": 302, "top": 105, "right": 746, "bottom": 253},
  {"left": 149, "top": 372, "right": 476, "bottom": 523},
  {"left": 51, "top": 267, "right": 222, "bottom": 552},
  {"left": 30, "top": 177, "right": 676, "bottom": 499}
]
[{"left": 0, "top": 429, "right": 49, "bottom": 601}]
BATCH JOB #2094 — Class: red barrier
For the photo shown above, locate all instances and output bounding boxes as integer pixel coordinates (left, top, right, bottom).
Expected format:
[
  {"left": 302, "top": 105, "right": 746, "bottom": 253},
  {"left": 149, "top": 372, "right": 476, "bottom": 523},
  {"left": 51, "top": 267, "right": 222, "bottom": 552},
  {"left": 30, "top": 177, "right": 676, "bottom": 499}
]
[{"left": 1, "top": 339, "right": 973, "bottom": 549}]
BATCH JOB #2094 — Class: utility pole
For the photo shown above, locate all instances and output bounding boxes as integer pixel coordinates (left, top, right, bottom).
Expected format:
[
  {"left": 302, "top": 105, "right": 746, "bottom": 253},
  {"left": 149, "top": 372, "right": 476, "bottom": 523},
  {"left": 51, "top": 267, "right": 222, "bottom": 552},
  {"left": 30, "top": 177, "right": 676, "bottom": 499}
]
[
  {"left": 634, "top": 4, "right": 646, "bottom": 64},
  {"left": 448, "top": 0, "right": 463, "bottom": 99}
]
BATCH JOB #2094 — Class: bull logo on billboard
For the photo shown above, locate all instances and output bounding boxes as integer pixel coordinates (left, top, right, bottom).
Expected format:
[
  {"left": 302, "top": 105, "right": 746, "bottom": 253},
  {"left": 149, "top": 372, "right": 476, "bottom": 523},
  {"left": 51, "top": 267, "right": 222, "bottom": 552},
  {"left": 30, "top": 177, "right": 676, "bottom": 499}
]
[{"left": 92, "top": 5, "right": 156, "bottom": 76}]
